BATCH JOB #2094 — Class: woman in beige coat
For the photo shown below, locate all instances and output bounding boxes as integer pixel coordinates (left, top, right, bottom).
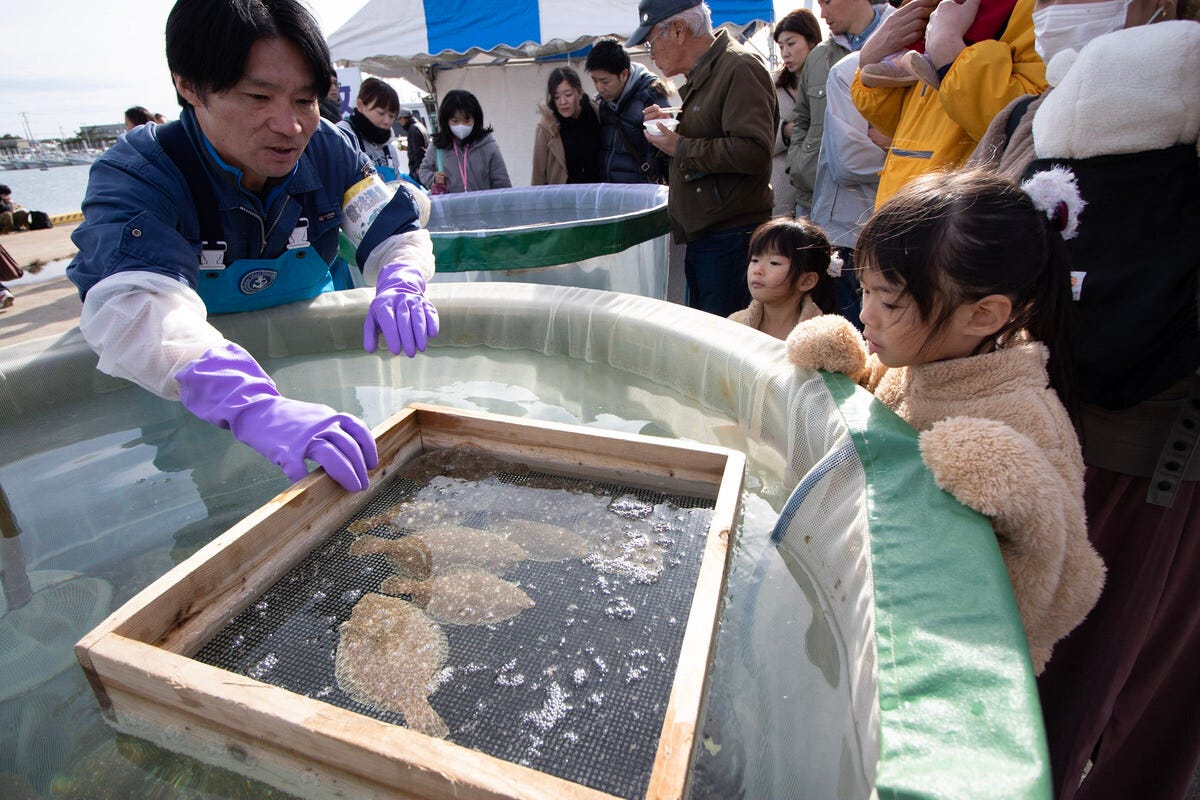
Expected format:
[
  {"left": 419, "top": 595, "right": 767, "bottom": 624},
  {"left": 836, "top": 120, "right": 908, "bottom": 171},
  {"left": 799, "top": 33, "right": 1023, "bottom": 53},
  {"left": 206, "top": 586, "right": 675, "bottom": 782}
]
[{"left": 531, "top": 67, "right": 601, "bottom": 185}]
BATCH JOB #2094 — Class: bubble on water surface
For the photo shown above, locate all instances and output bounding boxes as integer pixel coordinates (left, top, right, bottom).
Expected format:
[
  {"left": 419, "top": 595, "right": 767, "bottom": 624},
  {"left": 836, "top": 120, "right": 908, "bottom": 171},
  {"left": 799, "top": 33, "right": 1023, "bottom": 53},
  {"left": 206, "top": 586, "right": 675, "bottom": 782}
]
[
  {"left": 608, "top": 494, "right": 654, "bottom": 519},
  {"left": 605, "top": 597, "right": 637, "bottom": 620},
  {"left": 248, "top": 652, "right": 278, "bottom": 679},
  {"left": 522, "top": 682, "right": 572, "bottom": 732}
]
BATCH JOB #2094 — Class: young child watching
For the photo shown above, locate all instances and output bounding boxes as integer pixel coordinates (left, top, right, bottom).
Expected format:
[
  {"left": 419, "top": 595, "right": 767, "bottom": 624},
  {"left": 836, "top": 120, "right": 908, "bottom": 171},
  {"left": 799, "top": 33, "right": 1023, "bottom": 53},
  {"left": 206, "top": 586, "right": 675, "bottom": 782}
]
[
  {"left": 786, "top": 168, "right": 1105, "bottom": 673},
  {"left": 729, "top": 218, "right": 838, "bottom": 340}
]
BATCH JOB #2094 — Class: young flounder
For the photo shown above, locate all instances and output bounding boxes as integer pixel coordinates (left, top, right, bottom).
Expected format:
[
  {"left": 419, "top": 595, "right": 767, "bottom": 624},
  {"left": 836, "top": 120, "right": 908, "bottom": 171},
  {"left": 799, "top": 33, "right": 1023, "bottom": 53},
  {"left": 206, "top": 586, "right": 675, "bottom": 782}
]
[
  {"left": 489, "top": 517, "right": 589, "bottom": 562},
  {"left": 334, "top": 593, "right": 450, "bottom": 738},
  {"left": 346, "top": 500, "right": 464, "bottom": 535},
  {"left": 381, "top": 567, "right": 535, "bottom": 626},
  {"left": 349, "top": 527, "right": 527, "bottom": 578}
]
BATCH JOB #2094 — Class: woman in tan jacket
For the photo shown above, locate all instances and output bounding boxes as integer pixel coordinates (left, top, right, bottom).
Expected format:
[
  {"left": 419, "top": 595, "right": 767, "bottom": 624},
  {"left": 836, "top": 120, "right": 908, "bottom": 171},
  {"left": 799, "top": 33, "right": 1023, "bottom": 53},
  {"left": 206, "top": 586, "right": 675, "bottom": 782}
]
[{"left": 530, "top": 67, "right": 601, "bottom": 185}]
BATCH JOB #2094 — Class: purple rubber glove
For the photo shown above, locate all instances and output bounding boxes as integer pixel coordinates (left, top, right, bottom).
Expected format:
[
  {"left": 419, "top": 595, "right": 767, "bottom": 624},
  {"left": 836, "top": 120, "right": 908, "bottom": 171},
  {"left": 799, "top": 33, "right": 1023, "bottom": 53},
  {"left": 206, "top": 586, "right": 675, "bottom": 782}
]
[
  {"left": 176, "top": 343, "right": 378, "bottom": 491},
  {"left": 363, "top": 262, "right": 440, "bottom": 357}
]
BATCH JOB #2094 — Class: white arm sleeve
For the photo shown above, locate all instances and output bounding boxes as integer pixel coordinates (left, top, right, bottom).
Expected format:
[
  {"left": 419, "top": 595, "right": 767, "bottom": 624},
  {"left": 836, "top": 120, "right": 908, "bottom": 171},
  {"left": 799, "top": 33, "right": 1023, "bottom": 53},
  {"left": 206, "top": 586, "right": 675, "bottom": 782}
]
[
  {"left": 79, "top": 271, "right": 228, "bottom": 400},
  {"left": 360, "top": 228, "right": 436, "bottom": 287}
]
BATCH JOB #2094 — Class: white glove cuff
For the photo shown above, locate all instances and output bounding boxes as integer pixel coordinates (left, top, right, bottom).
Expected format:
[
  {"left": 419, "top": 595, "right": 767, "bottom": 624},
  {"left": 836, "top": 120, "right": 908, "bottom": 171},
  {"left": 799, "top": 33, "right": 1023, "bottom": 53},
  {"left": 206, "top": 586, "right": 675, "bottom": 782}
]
[{"left": 362, "top": 229, "right": 435, "bottom": 286}]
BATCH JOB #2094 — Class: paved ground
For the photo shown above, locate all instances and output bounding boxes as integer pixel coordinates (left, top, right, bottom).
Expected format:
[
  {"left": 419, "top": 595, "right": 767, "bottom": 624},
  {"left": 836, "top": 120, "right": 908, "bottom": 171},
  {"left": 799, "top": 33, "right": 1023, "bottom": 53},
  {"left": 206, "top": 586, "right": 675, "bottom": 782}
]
[
  {"left": 2, "top": 223, "right": 79, "bottom": 269},
  {"left": 1, "top": 225, "right": 83, "bottom": 347},
  {"left": 0, "top": 273, "right": 81, "bottom": 347}
]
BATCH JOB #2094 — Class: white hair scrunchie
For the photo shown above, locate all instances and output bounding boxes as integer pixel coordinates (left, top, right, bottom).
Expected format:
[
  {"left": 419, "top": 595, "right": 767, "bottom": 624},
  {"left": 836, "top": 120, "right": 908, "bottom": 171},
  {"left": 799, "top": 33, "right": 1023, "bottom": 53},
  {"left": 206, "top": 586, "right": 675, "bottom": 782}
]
[
  {"left": 826, "top": 250, "right": 844, "bottom": 278},
  {"left": 1020, "top": 165, "right": 1087, "bottom": 240}
]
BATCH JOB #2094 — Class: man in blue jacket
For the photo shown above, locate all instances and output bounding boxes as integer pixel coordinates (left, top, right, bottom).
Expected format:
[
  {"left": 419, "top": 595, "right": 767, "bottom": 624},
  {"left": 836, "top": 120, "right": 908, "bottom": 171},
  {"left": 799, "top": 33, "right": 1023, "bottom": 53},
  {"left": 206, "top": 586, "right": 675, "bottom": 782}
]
[{"left": 67, "top": 0, "right": 438, "bottom": 493}]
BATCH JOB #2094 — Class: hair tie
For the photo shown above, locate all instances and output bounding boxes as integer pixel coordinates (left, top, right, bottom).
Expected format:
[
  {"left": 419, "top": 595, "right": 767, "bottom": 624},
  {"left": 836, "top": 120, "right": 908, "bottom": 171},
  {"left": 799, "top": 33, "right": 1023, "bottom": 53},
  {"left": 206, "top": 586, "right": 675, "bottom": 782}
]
[
  {"left": 1020, "top": 166, "right": 1086, "bottom": 240},
  {"left": 827, "top": 250, "right": 844, "bottom": 278}
]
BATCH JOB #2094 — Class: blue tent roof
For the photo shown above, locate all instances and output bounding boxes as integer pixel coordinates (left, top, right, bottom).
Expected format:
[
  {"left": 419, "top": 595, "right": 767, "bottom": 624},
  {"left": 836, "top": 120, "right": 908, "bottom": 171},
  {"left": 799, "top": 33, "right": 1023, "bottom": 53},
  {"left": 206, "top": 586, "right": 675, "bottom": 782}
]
[{"left": 329, "top": 0, "right": 776, "bottom": 79}]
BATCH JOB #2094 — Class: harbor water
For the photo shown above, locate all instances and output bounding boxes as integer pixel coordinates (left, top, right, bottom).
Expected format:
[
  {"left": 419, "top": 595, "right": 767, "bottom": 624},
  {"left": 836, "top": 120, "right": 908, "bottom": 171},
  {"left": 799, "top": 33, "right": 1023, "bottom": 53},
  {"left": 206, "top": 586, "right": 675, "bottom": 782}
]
[{"left": 0, "top": 164, "right": 92, "bottom": 217}]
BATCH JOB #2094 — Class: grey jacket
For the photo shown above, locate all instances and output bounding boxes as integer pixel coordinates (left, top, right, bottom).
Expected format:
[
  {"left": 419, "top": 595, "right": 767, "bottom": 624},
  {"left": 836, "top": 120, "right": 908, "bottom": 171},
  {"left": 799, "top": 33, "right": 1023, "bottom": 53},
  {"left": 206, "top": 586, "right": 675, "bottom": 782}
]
[
  {"left": 810, "top": 52, "right": 885, "bottom": 248},
  {"left": 787, "top": 4, "right": 891, "bottom": 210},
  {"left": 787, "top": 36, "right": 850, "bottom": 209},
  {"left": 418, "top": 132, "right": 512, "bottom": 193}
]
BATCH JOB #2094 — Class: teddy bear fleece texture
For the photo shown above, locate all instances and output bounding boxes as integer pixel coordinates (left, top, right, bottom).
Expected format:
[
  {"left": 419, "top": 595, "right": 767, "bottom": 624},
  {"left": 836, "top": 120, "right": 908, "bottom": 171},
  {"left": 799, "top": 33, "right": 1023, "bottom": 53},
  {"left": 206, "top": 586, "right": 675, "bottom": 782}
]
[
  {"left": 786, "top": 314, "right": 1105, "bottom": 673},
  {"left": 728, "top": 294, "right": 823, "bottom": 331}
]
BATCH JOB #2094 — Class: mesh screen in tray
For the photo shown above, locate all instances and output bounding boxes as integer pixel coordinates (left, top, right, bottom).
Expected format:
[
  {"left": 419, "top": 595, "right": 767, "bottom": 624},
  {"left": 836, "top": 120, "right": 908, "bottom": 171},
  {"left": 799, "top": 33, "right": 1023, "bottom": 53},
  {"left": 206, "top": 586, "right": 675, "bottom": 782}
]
[{"left": 195, "top": 445, "right": 715, "bottom": 799}]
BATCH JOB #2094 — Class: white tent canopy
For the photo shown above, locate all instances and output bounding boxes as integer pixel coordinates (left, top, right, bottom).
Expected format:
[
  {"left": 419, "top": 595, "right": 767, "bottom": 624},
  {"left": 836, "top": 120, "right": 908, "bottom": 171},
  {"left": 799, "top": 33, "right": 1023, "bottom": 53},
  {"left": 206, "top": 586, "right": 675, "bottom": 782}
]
[
  {"left": 328, "top": 0, "right": 777, "bottom": 186},
  {"left": 328, "top": 0, "right": 776, "bottom": 89}
]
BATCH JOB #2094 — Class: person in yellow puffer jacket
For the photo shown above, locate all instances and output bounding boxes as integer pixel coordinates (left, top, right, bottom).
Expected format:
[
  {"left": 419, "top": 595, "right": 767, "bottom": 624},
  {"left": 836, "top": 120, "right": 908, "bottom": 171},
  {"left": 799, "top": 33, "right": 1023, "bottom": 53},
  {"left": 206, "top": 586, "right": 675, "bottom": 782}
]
[{"left": 850, "top": 0, "right": 1046, "bottom": 207}]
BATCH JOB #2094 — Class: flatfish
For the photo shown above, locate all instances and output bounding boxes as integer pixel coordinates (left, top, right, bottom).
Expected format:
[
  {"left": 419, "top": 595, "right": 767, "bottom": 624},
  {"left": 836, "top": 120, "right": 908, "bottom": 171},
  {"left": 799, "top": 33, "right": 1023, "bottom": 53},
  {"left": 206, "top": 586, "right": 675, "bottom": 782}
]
[
  {"left": 347, "top": 500, "right": 464, "bottom": 535},
  {"left": 349, "top": 526, "right": 527, "bottom": 577},
  {"left": 397, "top": 444, "right": 530, "bottom": 485},
  {"left": 489, "top": 517, "right": 589, "bottom": 562},
  {"left": 381, "top": 567, "right": 535, "bottom": 625},
  {"left": 334, "top": 593, "right": 450, "bottom": 738}
]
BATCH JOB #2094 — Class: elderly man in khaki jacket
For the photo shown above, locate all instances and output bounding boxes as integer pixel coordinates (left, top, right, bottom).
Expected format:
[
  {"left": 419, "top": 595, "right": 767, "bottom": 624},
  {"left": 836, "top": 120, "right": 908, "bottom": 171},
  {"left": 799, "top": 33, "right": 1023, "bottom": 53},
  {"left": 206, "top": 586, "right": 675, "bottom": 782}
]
[{"left": 632, "top": 0, "right": 777, "bottom": 317}]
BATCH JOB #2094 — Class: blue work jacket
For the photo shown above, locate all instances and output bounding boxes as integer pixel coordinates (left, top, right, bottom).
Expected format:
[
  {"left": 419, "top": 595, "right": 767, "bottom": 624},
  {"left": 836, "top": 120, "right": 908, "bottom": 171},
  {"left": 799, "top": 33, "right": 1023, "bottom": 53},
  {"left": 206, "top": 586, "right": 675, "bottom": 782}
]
[{"left": 67, "top": 108, "right": 415, "bottom": 300}]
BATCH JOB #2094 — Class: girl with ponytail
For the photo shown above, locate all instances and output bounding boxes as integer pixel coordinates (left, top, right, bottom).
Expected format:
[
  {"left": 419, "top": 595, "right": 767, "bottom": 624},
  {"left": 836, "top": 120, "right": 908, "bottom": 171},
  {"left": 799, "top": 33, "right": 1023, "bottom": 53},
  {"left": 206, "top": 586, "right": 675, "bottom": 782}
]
[{"left": 786, "top": 167, "right": 1105, "bottom": 676}]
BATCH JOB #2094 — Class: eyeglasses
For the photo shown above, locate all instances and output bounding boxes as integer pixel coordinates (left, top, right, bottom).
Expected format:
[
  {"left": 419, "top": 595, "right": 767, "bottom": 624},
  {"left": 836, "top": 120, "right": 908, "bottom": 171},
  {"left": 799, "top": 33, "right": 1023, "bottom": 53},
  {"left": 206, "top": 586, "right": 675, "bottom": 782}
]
[{"left": 646, "top": 24, "right": 670, "bottom": 49}]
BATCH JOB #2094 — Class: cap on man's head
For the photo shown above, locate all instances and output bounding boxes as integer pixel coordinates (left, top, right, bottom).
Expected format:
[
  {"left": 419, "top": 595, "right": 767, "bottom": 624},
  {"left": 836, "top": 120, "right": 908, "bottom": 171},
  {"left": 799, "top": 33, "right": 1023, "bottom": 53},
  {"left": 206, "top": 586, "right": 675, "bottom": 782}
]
[
  {"left": 397, "top": 108, "right": 413, "bottom": 118},
  {"left": 627, "top": 0, "right": 702, "bottom": 46}
]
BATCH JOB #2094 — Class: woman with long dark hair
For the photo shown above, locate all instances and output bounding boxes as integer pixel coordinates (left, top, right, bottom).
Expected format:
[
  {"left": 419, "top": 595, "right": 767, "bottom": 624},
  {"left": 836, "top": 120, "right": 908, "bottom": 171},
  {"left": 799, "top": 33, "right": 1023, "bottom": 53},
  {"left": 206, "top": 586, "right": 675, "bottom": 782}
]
[
  {"left": 771, "top": 9, "right": 821, "bottom": 216},
  {"left": 531, "top": 67, "right": 602, "bottom": 185},
  {"left": 419, "top": 90, "right": 511, "bottom": 193}
]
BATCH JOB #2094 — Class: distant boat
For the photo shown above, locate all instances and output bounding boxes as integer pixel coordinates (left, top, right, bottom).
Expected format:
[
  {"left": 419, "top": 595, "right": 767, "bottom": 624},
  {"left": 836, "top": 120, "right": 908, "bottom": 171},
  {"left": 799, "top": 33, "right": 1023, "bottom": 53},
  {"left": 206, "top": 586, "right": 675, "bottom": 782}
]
[{"left": 1, "top": 150, "right": 93, "bottom": 171}]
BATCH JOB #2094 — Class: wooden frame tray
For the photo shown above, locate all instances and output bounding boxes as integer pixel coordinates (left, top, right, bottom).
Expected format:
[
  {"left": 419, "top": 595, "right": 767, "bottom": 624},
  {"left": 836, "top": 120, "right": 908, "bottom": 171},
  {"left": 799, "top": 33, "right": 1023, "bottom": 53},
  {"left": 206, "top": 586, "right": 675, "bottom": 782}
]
[{"left": 76, "top": 403, "right": 745, "bottom": 799}]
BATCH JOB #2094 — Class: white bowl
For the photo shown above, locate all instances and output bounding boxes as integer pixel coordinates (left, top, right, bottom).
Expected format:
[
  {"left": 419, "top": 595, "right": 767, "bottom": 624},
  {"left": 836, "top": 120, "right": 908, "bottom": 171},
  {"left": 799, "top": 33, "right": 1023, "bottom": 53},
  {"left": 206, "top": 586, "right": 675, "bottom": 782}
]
[{"left": 643, "top": 117, "right": 680, "bottom": 136}]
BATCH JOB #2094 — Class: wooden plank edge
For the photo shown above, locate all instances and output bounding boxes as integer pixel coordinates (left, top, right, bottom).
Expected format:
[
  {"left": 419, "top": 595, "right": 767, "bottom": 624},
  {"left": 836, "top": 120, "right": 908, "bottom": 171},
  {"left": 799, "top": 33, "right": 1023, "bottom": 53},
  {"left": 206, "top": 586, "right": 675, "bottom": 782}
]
[
  {"left": 86, "top": 633, "right": 621, "bottom": 800},
  {"left": 102, "top": 686, "right": 402, "bottom": 800},
  {"left": 411, "top": 404, "right": 730, "bottom": 497},
  {"left": 410, "top": 402, "right": 734, "bottom": 462},
  {"left": 76, "top": 410, "right": 422, "bottom": 654},
  {"left": 645, "top": 450, "right": 746, "bottom": 799}
]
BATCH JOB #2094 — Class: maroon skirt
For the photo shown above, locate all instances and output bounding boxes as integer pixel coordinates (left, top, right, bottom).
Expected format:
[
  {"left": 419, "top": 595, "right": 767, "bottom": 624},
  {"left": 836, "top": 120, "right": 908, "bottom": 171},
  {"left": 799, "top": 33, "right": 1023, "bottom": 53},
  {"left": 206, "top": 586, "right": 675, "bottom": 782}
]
[{"left": 1037, "top": 466, "right": 1200, "bottom": 800}]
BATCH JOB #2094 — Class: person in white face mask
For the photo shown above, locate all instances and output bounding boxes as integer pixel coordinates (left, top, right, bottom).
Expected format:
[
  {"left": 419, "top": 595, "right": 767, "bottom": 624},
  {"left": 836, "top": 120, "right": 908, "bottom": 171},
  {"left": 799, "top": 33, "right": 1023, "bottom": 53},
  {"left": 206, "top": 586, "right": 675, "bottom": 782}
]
[
  {"left": 971, "top": 4, "right": 1200, "bottom": 800},
  {"left": 418, "top": 89, "right": 512, "bottom": 193},
  {"left": 1031, "top": 0, "right": 1137, "bottom": 62}
]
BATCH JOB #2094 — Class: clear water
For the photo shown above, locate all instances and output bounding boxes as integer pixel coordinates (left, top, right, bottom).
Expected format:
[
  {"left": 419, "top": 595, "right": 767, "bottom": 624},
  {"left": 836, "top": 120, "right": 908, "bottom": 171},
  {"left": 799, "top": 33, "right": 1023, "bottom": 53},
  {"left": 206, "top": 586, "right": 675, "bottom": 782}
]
[{"left": 0, "top": 345, "right": 801, "bottom": 799}]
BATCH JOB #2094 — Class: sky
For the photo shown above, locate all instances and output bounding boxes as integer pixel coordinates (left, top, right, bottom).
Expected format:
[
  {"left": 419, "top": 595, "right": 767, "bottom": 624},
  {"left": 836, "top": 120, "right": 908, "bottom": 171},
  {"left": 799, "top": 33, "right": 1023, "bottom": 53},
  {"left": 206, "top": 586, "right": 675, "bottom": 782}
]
[{"left": 2, "top": 0, "right": 803, "bottom": 141}]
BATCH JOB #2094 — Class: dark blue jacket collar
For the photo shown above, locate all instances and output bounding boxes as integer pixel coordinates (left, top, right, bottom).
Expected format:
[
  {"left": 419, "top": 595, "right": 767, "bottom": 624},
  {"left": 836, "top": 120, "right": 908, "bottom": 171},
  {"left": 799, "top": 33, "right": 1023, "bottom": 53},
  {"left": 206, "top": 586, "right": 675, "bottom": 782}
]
[{"left": 179, "top": 107, "right": 323, "bottom": 214}]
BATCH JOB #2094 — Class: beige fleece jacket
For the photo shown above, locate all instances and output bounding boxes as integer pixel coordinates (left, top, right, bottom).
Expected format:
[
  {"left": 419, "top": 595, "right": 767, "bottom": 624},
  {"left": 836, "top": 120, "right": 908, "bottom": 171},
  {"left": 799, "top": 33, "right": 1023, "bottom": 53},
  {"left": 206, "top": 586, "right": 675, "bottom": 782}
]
[
  {"left": 728, "top": 295, "right": 823, "bottom": 333},
  {"left": 786, "top": 314, "right": 1105, "bottom": 673}
]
